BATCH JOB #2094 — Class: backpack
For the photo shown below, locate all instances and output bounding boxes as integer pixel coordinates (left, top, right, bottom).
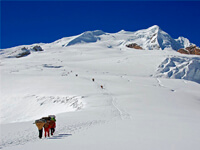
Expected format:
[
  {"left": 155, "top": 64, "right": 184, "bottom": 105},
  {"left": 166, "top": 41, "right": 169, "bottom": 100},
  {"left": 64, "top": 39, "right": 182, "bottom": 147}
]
[
  {"left": 41, "top": 117, "right": 51, "bottom": 121},
  {"left": 35, "top": 119, "right": 46, "bottom": 124}
]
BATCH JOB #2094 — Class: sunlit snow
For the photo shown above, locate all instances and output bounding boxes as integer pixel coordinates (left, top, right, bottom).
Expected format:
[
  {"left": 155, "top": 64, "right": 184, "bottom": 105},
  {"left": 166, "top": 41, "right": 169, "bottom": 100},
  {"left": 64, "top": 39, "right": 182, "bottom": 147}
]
[{"left": 0, "top": 25, "right": 200, "bottom": 150}]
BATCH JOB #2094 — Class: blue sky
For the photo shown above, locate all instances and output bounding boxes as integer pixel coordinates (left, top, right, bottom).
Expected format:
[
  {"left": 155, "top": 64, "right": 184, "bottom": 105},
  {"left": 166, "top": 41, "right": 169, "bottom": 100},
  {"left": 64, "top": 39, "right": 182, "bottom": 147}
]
[{"left": 1, "top": 1, "right": 200, "bottom": 48}]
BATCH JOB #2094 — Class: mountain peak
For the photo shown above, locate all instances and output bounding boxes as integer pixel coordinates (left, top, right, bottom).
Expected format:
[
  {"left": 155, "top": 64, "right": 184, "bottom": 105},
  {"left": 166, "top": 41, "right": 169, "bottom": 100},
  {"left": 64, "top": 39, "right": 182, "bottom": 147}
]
[
  {"left": 82, "top": 30, "right": 105, "bottom": 36},
  {"left": 118, "top": 29, "right": 126, "bottom": 33},
  {"left": 147, "top": 25, "right": 161, "bottom": 32},
  {"left": 67, "top": 30, "right": 105, "bottom": 46}
]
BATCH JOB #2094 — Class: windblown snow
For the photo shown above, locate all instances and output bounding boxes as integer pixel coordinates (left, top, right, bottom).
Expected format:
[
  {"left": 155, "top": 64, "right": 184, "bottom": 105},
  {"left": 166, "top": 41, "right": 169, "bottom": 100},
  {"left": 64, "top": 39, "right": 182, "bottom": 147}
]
[
  {"left": 155, "top": 56, "right": 200, "bottom": 83},
  {"left": 0, "top": 25, "right": 200, "bottom": 150}
]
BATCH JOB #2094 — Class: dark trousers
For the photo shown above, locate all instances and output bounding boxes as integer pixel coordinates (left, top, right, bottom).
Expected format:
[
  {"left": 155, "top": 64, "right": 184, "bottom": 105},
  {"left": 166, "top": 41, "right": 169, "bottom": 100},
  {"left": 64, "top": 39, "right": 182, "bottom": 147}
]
[
  {"left": 50, "top": 128, "right": 55, "bottom": 135},
  {"left": 39, "top": 129, "right": 43, "bottom": 139}
]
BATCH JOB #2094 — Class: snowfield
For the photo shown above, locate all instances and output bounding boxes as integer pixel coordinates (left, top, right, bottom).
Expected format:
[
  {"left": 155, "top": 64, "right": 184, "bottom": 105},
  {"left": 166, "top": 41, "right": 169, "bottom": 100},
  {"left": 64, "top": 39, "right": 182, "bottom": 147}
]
[{"left": 0, "top": 26, "right": 200, "bottom": 150}]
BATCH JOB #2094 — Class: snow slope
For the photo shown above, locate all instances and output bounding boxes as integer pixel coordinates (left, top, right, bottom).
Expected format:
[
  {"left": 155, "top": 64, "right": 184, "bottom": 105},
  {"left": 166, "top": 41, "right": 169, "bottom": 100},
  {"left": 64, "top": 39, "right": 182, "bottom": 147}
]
[{"left": 0, "top": 26, "right": 200, "bottom": 150}]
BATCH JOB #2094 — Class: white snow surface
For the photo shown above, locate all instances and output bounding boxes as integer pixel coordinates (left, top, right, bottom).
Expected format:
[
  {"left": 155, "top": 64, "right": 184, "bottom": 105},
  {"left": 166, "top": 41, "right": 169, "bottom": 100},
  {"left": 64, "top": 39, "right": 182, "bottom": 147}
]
[
  {"left": 155, "top": 56, "right": 200, "bottom": 83},
  {"left": 0, "top": 25, "right": 200, "bottom": 150}
]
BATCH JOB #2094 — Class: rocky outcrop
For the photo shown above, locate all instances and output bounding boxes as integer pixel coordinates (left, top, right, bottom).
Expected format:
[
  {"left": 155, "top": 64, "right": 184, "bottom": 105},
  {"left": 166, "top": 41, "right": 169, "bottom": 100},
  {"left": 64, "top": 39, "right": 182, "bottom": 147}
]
[
  {"left": 33, "top": 45, "right": 43, "bottom": 51},
  {"left": 126, "top": 43, "right": 143, "bottom": 50},
  {"left": 7, "top": 45, "right": 44, "bottom": 58},
  {"left": 178, "top": 48, "right": 190, "bottom": 54},
  {"left": 16, "top": 47, "right": 31, "bottom": 58},
  {"left": 178, "top": 45, "right": 200, "bottom": 55}
]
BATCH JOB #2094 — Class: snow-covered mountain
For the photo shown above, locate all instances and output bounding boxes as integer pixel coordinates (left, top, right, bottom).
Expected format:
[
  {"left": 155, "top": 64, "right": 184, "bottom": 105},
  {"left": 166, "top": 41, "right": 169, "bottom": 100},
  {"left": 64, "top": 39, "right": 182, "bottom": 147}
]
[
  {"left": 112, "top": 25, "right": 192, "bottom": 50},
  {"left": 1, "top": 25, "right": 193, "bottom": 59},
  {"left": 0, "top": 25, "right": 200, "bottom": 150},
  {"left": 1, "top": 25, "right": 199, "bottom": 83},
  {"left": 59, "top": 25, "right": 191, "bottom": 50}
]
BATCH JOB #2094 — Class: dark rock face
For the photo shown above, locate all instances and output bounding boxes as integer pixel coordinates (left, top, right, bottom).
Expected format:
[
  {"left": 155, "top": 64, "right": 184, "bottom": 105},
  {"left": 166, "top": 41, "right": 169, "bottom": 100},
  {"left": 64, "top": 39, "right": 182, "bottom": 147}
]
[
  {"left": 126, "top": 43, "right": 143, "bottom": 50},
  {"left": 16, "top": 48, "right": 31, "bottom": 58},
  {"left": 178, "top": 45, "right": 200, "bottom": 55},
  {"left": 33, "top": 45, "right": 44, "bottom": 51},
  {"left": 15, "top": 45, "right": 43, "bottom": 58}
]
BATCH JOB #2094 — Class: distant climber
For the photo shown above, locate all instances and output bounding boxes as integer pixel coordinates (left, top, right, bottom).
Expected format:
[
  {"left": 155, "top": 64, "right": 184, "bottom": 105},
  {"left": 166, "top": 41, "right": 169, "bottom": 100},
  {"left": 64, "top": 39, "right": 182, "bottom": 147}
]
[{"left": 35, "top": 119, "right": 46, "bottom": 139}]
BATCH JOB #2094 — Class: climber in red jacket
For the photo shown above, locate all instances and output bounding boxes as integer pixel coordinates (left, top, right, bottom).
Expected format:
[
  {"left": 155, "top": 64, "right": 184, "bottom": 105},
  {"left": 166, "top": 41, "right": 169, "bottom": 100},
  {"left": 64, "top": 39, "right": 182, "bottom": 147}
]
[
  {"left": 44, "top": 120, "right": 51, "bottom": 137},
  {"left": 49, "top": 117, "right": 56, "bottom": 135}
]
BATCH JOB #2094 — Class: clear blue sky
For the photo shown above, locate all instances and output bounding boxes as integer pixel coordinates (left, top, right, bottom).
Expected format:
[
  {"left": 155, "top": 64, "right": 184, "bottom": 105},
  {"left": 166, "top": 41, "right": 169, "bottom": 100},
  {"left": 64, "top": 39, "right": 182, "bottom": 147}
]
[{"left": 1, "top": 1, "right": 200, "bottom": 49}]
